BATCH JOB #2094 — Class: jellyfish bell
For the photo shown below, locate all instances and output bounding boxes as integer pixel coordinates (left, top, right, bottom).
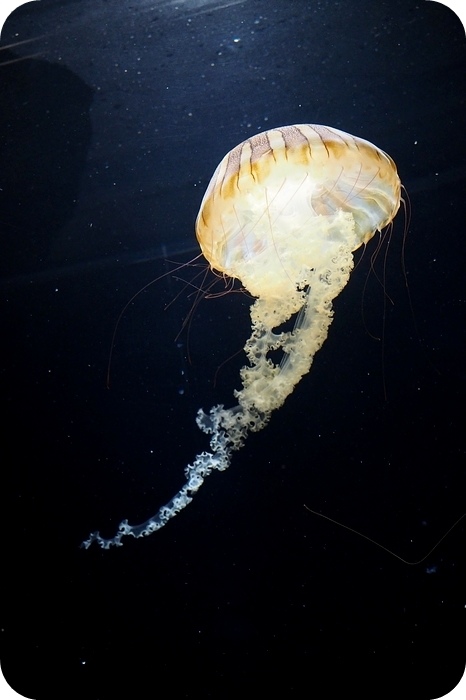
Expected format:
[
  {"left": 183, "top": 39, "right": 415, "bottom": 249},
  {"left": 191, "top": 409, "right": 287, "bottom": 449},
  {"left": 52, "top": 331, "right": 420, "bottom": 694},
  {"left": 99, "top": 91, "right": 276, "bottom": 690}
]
[
  {"left": 82, "top": 124, "right": 401, "bottom": 549},
  {"left": 196, "top": 124, "right": 400, "bottom": 300}
]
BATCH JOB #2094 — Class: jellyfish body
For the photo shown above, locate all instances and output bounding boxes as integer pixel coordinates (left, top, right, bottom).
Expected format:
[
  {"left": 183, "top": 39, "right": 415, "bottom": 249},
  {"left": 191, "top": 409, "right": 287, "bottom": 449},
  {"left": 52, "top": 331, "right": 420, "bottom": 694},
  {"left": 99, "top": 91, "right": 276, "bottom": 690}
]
[{"left": 82, "top": 125, "right": 401, "bottom": 549}]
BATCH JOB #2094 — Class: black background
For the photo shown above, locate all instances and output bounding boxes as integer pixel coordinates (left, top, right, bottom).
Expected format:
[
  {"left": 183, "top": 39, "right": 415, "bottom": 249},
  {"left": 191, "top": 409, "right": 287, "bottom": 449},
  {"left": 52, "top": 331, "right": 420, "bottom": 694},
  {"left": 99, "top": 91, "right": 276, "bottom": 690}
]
[{"left": 1, "top": 1, "right": 465, "bottom": 697}]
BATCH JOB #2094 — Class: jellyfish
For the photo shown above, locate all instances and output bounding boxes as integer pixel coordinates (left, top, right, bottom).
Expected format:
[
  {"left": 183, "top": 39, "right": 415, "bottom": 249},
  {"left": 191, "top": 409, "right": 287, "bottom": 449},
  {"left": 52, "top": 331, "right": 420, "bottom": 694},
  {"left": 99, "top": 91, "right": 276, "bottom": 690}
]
[{"left": 82, "top": 124, "right": 401, "bottom": 549}]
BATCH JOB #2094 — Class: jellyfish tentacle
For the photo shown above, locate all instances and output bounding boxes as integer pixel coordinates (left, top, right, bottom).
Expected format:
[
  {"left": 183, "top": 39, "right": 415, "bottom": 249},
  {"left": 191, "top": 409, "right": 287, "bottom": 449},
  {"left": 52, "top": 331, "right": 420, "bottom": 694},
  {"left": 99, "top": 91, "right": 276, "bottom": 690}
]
[
  {"left": 81, "top": 430, "right": 232, "bottom": 549},
  {"left": 81, "top": 402, "right": 267, "bottom": 549}
]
